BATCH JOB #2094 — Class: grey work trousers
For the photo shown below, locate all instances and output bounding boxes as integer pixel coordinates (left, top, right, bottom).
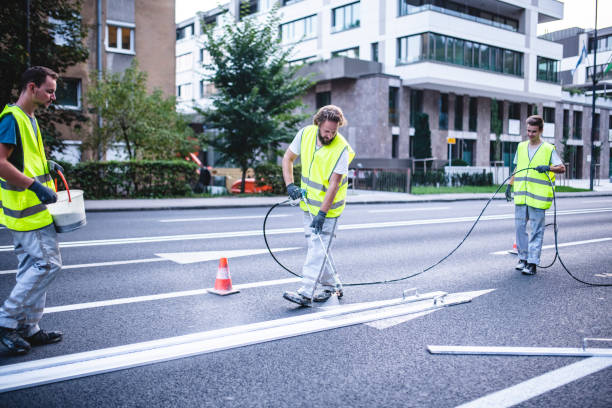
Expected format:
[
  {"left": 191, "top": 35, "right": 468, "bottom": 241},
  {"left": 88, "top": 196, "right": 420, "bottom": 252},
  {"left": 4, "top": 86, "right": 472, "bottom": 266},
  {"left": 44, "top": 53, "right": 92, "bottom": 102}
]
[
  {"left": 297, "top": 212, "right": 341, "bottom": 299},
  {"left": 515, "top": 204, "right": 546, "bottom": 266},
  {"left": 0, "top": 224, "right": 62, "bottom": 336}
]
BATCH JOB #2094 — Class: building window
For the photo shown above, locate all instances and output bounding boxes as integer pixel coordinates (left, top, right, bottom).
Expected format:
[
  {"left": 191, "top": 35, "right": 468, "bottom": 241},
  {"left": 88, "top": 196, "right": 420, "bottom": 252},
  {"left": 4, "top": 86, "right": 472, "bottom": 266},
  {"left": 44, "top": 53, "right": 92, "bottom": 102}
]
[
  {"left": 439, "top": 93, "right": 448, "bottom": 130},
  {"left": 468, "top": 97, "right": 478, "bottom": 132},
  {"left": 389, "top": 87, "right": 399, "bottom": 126},
  {"left": 392, "top": 134, "right": 399, "bottom": 158},
  {"left": 239, "top": 0, "right": 258, "bottom": 18},
  {"left": 588, "top": 34, "right": 612, "bottom": 53},
  {"left": 409, "top": 89, "right": 423, "bottom": 127},
  {"left": 572, "top": 111, "right": 582, "bottom": 139},
  {"left": 397, "top": 32, "right": 523, "bottom": 77},
  {"left": 316, "top": 91, "right": 331, "bottom": 108},
  {"left": 288, "top": 55, "right": 317, "bottom": 66},
  {"left": 509, "top": 103, "right": 521, "bottom": 120},
  {"left": 537, "top": 56, "right": 559, "bottom": 83},
  {"left": 107, "top": 22, "right": 134, "bottom": 53},
  {"left": 176, "top": 53, "right": 193, "bottom": 72},
  {"left": 543, "top": 107, "right": 555, "bottom": 124},
  {"left": 332, "top": 2, "right": 360, "bottom": 33},
  {"left": 454, "top": 95, "right": 463, "bottom": 130},
  {"left": 563, "top": 109, "right": 569, "bottom": 139},
  {"left": 176, "top": 23, "right": 193, "bottom": 41},
  {"left": 332, "top": 47, "right": 359, "bottom": 58},
  {"left": 280, "top": 15, "right": 317, "bottom": 44},
  {"left": 371, "top": 42, "right": 379, "bottom": 62},
  {"left": 282, "top": 0, "right": 303, "bottom": 6},
  {"left": 55, "top": 78, "right": 81, "bottom": 109},
  {"left": 586, "top": 63, "right": 612, "bottom": 81},
  {"left": 398, "top": 0, "right": 519, "bottom": 33},
  {"left": 177, "top": 83, "right": 192, "bottom": 100}
]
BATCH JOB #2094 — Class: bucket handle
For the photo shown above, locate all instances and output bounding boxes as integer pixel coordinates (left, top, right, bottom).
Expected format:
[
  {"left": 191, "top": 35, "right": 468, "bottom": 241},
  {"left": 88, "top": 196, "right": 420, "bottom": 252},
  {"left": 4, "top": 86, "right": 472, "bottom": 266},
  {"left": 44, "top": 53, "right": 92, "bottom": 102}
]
[{"left": 55, "top": 170, "right": 72, "bottom": 203}]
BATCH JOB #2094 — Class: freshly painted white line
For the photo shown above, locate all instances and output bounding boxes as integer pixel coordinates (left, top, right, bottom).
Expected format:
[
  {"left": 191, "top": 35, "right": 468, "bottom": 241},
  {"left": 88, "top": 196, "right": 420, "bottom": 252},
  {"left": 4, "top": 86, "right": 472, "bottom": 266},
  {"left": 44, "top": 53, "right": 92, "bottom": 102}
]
[
  {"left": 368, "top": 207, "right": 450, "bottom": 213},
  {"left": 365, "top": 309, "right": 436, "bottom": 330},
  {"left": 491, "top": 237, "right": 612, "bottom": 255},
  {"left": 454, "top": 357, "right": 612, "bottom": 408},
  {"left": 427, "top": 345, "right": 612, "bottom": 357},
  {"left": 594, "top": 272, "right": 612, "bottom": 278},
  {"left": 155, "top": 247, "right": 300, "bottom": 264},
  {"left": 1, "top": 207, "right": 609, "bottom": 252},
  {"left": 0, "top": 289, "right": 491, "bottom": 392},
  {"left": 44, "top": 278, "right": 302, "bottom": 314},
  {"left": 0, "top": 248, "right": 301, "bottom": 275},
  {"left": 159, "top": 214, "right": 289, "bottom": 222}
]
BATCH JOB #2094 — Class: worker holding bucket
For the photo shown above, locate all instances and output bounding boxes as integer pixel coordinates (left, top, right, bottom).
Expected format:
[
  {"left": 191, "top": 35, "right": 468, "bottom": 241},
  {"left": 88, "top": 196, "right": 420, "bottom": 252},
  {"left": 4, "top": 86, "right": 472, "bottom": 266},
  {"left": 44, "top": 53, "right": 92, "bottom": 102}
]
[{"left": 0, "top": 67, "right": 65, "bottom": 355}]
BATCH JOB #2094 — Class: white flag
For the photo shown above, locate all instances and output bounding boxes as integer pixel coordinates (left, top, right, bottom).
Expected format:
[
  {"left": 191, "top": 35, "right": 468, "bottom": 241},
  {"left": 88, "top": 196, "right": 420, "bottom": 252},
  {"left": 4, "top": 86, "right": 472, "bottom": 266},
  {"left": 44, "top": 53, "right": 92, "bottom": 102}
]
[{"left": 571, "top": 43, "right": 588, "bottom": 76}]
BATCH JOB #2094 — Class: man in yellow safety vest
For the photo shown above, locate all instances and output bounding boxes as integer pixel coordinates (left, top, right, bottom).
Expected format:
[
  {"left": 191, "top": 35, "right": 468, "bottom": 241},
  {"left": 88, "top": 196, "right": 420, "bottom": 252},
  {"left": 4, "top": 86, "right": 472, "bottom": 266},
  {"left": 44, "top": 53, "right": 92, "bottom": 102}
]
[
  {"left": 0, "top": 66, "right": 64, "bottom": 355},
  {"left": 281, "top": 105, "right": 355, "bottom": 306},
  {"left": 505, "top": 115, "right": 565, "bottom": 275}
]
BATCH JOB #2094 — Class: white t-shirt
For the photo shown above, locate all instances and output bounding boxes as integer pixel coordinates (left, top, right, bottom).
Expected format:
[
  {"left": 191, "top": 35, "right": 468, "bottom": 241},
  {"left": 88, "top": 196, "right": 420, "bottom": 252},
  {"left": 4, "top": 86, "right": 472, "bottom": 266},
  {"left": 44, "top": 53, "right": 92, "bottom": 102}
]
[
  {"left": 513, "top": 143, "right": 562, "bottom": 166},
  {"left": 288, "top": 128, "right": 349, "bottom": 175}
]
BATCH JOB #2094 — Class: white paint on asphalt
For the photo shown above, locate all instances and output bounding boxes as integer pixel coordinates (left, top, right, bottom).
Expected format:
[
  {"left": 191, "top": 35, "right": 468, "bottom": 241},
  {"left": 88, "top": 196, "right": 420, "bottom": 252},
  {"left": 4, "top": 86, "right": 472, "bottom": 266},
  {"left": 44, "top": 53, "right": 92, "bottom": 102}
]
[
  {"left": 155, "top": 247, "right": 300, "bottom": 264},
  {"left": 428, "top": 344, "right": 612, "bottom": 357},
  {"left": 159, "top": 214, "right": 290, "bottom": 222},
  {"left": 490, "top": 237, "right": 612, "bottom": 255},
  {"left": 455, "top": 357, "right": 612, "bottom": 408},
  {"left": 44, "top": 278, "right": 302, "bottom": 314},
  {"left": 0, "top": 289, "right": 492, "bottom": 393},
  {"left": 365, "top": 309, "right": 436, "bottom": 330},
  {"left": 368, "top": 207, "right": 450, "bottom": 213},
  {"left": 1, "top": 207, "right": 610, "bottom": 252},
  {"left": 0, "top": 258, "right": 166, "bottom": 275}
]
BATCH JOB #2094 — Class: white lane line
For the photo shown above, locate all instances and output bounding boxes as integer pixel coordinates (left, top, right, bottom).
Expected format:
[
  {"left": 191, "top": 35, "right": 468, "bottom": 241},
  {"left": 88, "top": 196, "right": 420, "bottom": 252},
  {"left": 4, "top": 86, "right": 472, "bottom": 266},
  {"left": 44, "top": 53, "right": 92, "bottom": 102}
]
[
  {"left": 0, "top": 289, "right": 490, "bottom": 393},
  {"left": 1, "top": 207, "right": 610, "bottom": 252},
  {"left": 454, "top": 357, "right": 612, "bottom": 408},
  {"left": 159, "top": 214, "right": 289, "bottom": 222},
  {"left": 428, "top": 345, "right": 612, "bottom": 357},
  {"left": 44, "top": 278, "right": 302, "bottom": 314},
  {"left": 490, "top": 237, "right": 612, "bottom": 255},
  {"left": 368, "top": 207, "right": 450, "bottom": 213},
  {"left": 0, "top": 247, "right": 301, "bottom": 275}
]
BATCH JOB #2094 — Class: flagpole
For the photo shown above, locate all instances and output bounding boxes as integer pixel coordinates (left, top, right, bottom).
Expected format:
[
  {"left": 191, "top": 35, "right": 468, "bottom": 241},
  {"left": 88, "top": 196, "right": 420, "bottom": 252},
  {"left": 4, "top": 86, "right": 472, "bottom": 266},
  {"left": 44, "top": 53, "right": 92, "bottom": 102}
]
[{"left": 589, "top": 0, "right": 598, "bottom": 191}]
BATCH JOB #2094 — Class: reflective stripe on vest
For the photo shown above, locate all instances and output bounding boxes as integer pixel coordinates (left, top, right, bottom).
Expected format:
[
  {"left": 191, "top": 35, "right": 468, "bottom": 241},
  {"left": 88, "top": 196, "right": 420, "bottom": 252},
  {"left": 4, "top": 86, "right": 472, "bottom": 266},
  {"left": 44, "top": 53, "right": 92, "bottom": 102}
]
[
  {"left": 513, "top": 141, "right": 555, "bottom": 210},
  {"left": 0, "top": 105, "right": 54, "bottom": 231},
  {"left": 298, "top": 125, "right": 355, "bottom": 217}
]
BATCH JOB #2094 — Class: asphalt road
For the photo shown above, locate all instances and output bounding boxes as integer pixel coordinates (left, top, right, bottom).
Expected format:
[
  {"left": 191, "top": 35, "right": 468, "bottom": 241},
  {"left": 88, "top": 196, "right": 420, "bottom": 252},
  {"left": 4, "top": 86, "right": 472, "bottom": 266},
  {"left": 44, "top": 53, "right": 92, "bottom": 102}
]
[{"left": 0, "top": 196, "right": 611, "bottom": 407}]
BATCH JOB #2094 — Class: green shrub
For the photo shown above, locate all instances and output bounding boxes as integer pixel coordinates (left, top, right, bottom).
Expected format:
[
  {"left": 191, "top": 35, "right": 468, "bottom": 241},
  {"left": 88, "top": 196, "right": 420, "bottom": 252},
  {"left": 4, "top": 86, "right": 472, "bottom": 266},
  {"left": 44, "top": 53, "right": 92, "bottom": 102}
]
[
  {"left": 254, "top": 162, "right": 301, "bottom": 194},
  {"left": 56, "top": 160, "right": 198, "bottom": 199},
  {"left": 451, "top": 158, "right": 469, "bottom": 166}
]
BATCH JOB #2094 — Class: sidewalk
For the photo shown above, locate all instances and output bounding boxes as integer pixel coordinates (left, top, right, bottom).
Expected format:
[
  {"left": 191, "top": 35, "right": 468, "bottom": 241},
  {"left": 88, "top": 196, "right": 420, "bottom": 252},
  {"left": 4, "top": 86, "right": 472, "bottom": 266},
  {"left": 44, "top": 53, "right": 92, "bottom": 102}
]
[{"left": 84, "top": 178, "right": 612, "bottom": 212}]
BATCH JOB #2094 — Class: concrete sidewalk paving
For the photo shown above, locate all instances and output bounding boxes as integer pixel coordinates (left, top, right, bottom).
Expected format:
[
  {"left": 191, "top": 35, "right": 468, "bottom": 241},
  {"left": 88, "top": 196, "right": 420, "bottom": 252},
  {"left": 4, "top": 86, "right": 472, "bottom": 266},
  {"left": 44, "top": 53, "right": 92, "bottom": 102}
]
[{"left": 84, "top": 178, "right": 612, "bottom": 212}]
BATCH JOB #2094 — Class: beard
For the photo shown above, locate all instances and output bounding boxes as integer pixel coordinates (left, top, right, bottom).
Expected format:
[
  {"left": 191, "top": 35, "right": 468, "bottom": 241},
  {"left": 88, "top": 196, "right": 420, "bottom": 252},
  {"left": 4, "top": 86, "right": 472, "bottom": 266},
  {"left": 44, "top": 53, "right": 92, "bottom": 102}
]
[{"left": 317, "top": 130, "right": 334, "bottom": 146}]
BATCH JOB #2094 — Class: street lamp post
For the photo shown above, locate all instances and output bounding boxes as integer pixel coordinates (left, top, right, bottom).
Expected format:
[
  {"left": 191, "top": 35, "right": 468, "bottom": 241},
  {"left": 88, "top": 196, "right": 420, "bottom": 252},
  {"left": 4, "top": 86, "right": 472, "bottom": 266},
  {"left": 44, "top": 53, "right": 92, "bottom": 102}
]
[{"left": 589, "top": 0, "right": 598, "bottom": 191}]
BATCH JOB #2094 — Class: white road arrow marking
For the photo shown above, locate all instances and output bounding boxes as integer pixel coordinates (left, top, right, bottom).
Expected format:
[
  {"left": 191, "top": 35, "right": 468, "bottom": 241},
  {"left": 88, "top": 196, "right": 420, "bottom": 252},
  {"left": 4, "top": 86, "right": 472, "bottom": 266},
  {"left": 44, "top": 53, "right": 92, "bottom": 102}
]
[{"left": 155, "top": 247, "right": 300, "bottom": 264}]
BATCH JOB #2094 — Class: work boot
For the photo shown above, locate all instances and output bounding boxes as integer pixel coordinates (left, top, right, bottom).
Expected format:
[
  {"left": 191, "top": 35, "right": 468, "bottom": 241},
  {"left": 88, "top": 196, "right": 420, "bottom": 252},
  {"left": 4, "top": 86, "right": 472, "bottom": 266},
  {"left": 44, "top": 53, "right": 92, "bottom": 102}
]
[
  {"left": 522, "top": 263, "right": 537, "bottom": 275},
  {"left": 515, "top": 259, "right": 528, "bottom": 271},
  {"left": 313, "top": 290, "right": 333, "bottom": 303},
  {"left": 0, "top": 327, "right": 31, "bottom": 355},
  {"left": 21, "top": 329, "right": 63, "bottom": 346},
  {"left": 283, "top": 291, "right": 312, "bottom": 306}
]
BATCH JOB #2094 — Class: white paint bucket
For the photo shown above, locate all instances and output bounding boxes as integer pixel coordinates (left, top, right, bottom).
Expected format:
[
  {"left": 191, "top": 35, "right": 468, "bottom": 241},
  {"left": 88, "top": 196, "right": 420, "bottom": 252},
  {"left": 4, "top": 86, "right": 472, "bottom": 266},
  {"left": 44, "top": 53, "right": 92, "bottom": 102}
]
[{"left": 46, "top": 190, "right": 87, "bottom": 233}]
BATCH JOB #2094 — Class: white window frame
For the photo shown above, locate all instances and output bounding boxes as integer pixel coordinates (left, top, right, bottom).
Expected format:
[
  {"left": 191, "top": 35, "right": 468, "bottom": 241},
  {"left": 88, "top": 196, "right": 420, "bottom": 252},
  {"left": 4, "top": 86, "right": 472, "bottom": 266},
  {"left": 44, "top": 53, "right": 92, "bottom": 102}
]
[
  {"left": 106, "top": 20, "right": 135, "bottom": 55},
  {"left": 55, "top": 78, "right": 82, "bottom": 110}
]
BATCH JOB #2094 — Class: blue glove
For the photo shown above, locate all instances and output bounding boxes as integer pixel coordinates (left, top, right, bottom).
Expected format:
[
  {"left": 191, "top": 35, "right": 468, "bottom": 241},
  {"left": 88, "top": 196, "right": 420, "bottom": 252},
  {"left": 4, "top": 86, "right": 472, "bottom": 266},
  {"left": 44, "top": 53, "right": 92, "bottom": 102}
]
[
  {"left": 505, "top": 184, "right": 512, "bottom": 202},
  {"left": 47, "top": 160, "right": 64, "bottom": 174},
  {"left": 310, "top": 210, "right": 327, "bottom": 235},
  {"left": 535, "top": 165, "right": 550, "bottom": 173},
  {"left": 29, "top": 180, "right": 57, "bottom": 204},
  {"left": 287, "top": 183, "right": 302, "bottom": 200}
]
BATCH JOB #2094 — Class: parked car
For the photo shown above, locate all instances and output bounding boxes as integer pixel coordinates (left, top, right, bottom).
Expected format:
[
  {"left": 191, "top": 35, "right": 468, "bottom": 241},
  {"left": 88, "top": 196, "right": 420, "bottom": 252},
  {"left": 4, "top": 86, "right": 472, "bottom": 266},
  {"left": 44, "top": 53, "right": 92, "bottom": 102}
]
[{"left": 230, "top": 178, "right": 272, "bottom": 194}]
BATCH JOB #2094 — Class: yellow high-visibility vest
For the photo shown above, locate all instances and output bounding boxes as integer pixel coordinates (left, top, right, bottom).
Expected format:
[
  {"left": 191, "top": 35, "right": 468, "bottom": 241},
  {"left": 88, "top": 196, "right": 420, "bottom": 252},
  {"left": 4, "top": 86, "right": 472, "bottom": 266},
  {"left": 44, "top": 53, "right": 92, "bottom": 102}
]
[
  {"left": 299, "top": 125, "right": 355, "bottom": 218},
  {"left": 513, "top": 140, "right": 556, "bottom": 210},
  {"left": 0, "top": 105, "right": 54, "bottom": 231}
]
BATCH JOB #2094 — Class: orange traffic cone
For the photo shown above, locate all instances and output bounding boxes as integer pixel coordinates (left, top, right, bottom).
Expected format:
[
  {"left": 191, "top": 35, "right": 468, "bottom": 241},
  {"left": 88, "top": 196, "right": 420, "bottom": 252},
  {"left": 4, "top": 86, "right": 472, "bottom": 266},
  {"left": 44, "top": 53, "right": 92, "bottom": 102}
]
[
  {"left": 508, "top": 241, "right": 518, "bottom": 255},
  {"left": 208, "top": 257, "right": 240, "bottom": 296}
]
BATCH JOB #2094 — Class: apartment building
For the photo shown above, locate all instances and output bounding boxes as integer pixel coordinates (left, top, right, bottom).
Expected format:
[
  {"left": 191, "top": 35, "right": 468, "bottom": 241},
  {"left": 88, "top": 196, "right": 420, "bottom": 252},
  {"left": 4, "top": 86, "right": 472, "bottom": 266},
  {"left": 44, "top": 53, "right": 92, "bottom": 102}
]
[
  {"left": 177, "top": 0, "right": 611, "bottom": 179},
  {"left": 55, "top": 0, "right": 175, "bottom": 162}
]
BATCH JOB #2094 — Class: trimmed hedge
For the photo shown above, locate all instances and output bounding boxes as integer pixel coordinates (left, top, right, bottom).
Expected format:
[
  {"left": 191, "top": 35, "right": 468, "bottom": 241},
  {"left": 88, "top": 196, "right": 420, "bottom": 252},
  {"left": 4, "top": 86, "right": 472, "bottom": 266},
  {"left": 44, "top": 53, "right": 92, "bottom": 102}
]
[
  {"left": 412, "top": 170, "right": 492, "bottom": 187},
  {"left": 254, "top": 162, "right": 301, "bottom": 195},
  {"left": 56, "top": 160, "right": 198, "bottom": 199}
]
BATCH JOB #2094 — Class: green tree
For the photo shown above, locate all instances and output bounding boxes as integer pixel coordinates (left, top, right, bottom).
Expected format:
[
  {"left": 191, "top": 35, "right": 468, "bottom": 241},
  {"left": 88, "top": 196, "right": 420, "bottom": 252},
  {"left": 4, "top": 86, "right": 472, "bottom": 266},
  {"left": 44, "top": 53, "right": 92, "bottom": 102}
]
[
  {"left": 86, "top": 60, "right": 195, "bottom": 160},
  {"left": 198, "top": 5, "right": 313, "bottom": 192},
  {"left": 413, "top": 112, "right": 432, "bottom": 159},
  {"left": 0, "top": 0, "right": 89, "bottom": 154}
]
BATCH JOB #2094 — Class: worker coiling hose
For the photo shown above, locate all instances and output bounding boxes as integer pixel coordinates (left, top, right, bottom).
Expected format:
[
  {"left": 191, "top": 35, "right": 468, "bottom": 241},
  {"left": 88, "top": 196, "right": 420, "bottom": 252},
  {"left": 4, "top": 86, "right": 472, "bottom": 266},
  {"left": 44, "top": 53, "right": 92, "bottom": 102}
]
[{"left": 263, "top": 167, "right": 612, "bottom": 288}]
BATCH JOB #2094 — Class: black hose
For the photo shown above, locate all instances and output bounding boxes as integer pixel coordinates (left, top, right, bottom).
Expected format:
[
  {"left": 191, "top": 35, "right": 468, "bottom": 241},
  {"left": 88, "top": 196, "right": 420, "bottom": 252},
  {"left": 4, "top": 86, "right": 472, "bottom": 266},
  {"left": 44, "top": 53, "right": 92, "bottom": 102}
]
[{"left": 263, "top": 168, "right": 611, "bottom": 287}]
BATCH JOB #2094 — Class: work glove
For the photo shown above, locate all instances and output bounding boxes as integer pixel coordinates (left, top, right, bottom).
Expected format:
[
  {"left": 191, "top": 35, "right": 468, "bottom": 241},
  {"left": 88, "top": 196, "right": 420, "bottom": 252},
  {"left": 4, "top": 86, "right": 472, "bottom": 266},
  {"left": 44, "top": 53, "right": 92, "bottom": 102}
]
[
  {"left": 29, "top": 180, "right": 57, "bottom": 204},
  {"left": 286, "top": 183, "right": 302, "bottom": 200},
  {"left": 47, "top": 160, "right": 64, "bottom": 174},
  {"left": 505, "top": 184, "right": 512, "bottom": 202},
  {"left": 534, "top": 165, "right": 551, "bottom": 173},
  {"left": 310, "top": 210, "right": 327, "bottom": 235}
]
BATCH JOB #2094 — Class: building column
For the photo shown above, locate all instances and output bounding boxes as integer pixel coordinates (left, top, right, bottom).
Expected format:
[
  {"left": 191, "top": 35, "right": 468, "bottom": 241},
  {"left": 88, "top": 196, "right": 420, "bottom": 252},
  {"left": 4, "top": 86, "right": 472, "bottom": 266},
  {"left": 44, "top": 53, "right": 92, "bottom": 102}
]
[
  {"left": 423, "top": 89, "right": 443, "bottom": 161},
  {"left": 554, "top": 102, "right": 564, "bottom": 159},
  {"left": 463, "top": 95, "right": 470, "bottom": 132},
  {"left": 399, "top": 85, "right": 411, "bottom": 158},
  {"left": 476, "top": 97, "right": 491, "bottom": 167},
  {"left": 598, "top": 109, "right": 609, "bottom": 179},
  {"left": 520, "top": 102, "right": 528, "bottom": 140},
  {"left": 448, "top": 93, "right": 456, "bottom": 132},
  {"left": 582, "top": 106, "right": 592, "bottom": 179},
  {"left": 502, "top": 100, "right": 509, "bottom": 135}
]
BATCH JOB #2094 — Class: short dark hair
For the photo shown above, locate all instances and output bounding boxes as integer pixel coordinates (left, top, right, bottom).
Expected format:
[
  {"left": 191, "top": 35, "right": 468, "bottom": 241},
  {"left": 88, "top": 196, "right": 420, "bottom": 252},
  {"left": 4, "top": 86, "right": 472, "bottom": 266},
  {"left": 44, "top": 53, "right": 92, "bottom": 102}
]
[
  {"left": 19, "top": 66, "right": 58, "bottom": 93},
  {"left": 526, "top": 115, "right": 544, "bottom": 131}
]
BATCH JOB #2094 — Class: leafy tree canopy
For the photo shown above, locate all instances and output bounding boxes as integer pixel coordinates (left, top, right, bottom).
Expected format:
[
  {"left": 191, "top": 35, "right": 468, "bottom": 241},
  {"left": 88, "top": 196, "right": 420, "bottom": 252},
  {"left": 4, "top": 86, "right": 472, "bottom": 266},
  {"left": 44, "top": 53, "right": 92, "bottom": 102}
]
[
  {"left": 0, "top": 0, "right": 89, "bottom": 153},
  {"left": 86, "top": 60, "right": 195, "bottom": 160},
  {"left": 198, "top": 5, "right": 313, "bottom": 192}
]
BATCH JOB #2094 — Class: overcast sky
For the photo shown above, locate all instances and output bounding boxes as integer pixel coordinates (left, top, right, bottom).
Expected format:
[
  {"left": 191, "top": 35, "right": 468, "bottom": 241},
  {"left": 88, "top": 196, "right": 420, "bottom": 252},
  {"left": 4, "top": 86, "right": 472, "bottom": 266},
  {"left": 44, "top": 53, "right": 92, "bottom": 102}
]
[{"left": 175, "top": 0, "right": 612, "bottom": 34}]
